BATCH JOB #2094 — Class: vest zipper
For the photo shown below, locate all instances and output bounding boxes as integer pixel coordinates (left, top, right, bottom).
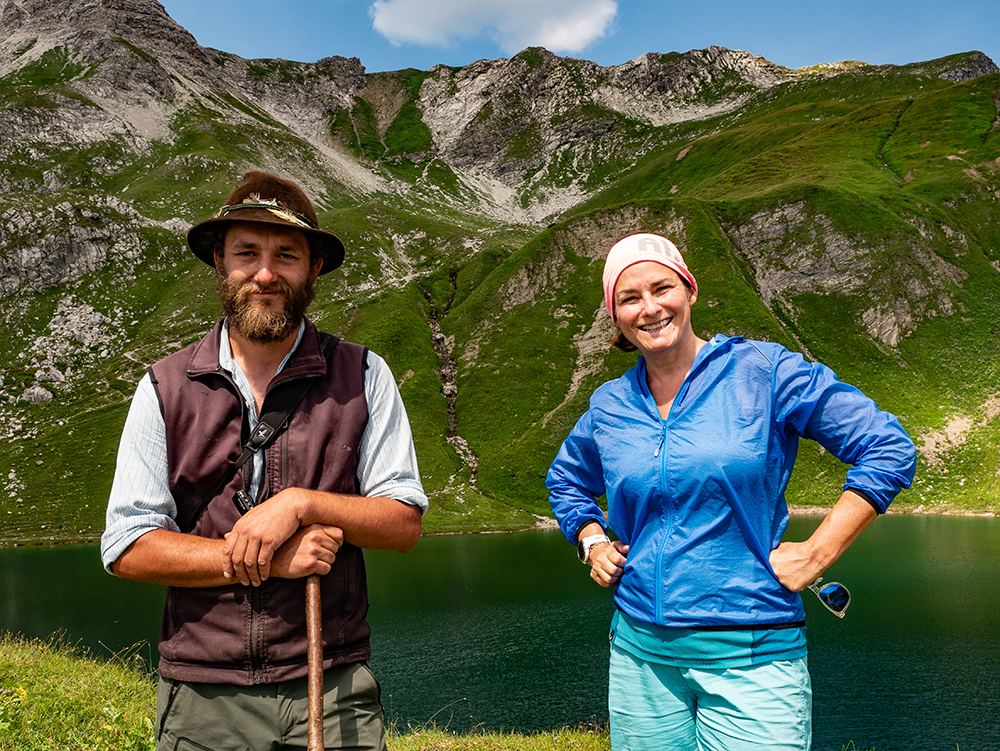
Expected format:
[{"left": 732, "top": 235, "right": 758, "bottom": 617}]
[{"left": 250, "top": 585, "right": 267, "bottom": 684}]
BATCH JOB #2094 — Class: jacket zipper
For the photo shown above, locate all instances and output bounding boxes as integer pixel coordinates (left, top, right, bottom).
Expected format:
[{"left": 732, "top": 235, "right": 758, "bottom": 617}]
[
  {"left": 189, "top": 351, "right": 326, "bottom": 683},
  {"left": 654, "top": 418, "right": 669, "bottom": 622},
  {"left": 246, "top": 374, "right": 316, "bottom": 683},
  {"left": 648, "top": 350, "right": 704, "bottom": 624},
  {"left": 203, "top": 366, "right": 269, "bottom": 684}
]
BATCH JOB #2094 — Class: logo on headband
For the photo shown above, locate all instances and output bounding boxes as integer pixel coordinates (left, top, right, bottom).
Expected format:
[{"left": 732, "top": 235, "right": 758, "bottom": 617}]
[{"left": 635, "top": 235, "right": 685, "bottom": 267}]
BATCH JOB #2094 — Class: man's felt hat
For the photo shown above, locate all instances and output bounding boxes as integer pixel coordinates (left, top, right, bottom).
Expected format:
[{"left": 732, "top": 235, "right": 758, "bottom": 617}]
[{"left": 187, "top": 171, "right": 345, "bottom": 274}]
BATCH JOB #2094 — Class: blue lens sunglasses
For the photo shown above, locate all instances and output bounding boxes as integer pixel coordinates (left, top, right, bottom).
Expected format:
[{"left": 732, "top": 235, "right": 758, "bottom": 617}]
[{"left": 807, "top": 578, "right": 851, "bottom": 618}]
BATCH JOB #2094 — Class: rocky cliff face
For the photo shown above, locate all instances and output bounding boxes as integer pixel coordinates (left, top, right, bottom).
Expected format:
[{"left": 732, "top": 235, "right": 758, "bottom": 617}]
[
  {"left": 0, "top": 0, "right": 995, "bottom": 355},
  {"left": 394, "top": 46, "right": 796, "bottom": 215},
  {"left": 3, "top": 0, "right": 996, "bottom": 235},
  {"left": 0, "top": 0, "right": 369, "bottom": 148},
  {"left": 0, "top": 0, "right": 996, "bottom": 332},
  {"left": 725, "top": 201, "right": 970, "bottom": 347}
]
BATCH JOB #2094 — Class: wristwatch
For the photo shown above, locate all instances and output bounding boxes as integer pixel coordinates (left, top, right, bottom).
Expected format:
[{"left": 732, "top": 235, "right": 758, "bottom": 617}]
[{"left": 578, "top": 533, "right": 611, "bottom": 564}]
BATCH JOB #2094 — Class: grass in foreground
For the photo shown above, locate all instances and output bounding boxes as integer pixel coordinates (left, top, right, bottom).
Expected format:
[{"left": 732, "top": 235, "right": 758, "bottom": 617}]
[
  {"left": 0, "top": 634, "right": 875, "bottom": 750},
  {"left": 0, "top": 634, "right": 608, "bottom": 751},
  {"left": 386, "top": 726, "right": 609, "bottom": 751},
  {"left": 0, "top": 634, "right": 156, "bottom": 750}
]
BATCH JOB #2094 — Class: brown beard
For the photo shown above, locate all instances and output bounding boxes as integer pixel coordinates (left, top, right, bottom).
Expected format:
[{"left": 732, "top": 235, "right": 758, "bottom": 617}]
[{"left": 216, "top": 261, "right": 316, "bottom": 344}]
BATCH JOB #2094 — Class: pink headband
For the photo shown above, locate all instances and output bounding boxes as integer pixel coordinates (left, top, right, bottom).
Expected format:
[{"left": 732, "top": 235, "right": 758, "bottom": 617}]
[{"left": 602, "top": 233, "right": 697, "bottom": 319}]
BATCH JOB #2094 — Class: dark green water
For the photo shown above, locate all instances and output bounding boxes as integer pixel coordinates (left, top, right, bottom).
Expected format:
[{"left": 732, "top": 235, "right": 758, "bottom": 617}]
[{"left": 2, "top": 515, "right": 998, "bottom": 749}]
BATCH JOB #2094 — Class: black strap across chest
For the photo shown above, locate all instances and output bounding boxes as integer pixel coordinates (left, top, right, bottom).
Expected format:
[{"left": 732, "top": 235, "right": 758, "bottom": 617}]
[{"left": 181, "top": 333, "right": 339, "bottom": 533}]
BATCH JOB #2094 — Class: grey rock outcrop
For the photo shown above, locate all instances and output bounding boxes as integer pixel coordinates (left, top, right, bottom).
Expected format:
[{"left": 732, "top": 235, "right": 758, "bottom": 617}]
[
  {"left": 0, "top": 199, "right": 148, "bottom": 296},
  {"left": 934, "top": 51, "right": 999, "bottom": 82},
  {"left": 0, "top": 0, "right": 996, "bottom": 414},
  {"left": 21, "top": 384, "right": 53, "bottom": 404}
]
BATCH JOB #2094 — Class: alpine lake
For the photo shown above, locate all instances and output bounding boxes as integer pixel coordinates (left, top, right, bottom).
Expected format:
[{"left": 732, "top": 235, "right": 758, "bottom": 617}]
[{"left": 1, "top": 514, "right": 998, "bottom": 750}]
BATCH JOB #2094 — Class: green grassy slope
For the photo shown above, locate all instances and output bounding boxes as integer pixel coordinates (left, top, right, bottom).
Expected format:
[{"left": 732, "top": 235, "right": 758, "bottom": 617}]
[{"left": 437, "top": 60, "right": 1000, "bottom": 518}]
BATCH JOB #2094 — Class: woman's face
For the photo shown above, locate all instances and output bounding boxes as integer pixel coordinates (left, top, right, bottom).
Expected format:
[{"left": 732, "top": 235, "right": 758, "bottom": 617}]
[{"left": 613, "top": 262, "right": 696, "bottom": 357}]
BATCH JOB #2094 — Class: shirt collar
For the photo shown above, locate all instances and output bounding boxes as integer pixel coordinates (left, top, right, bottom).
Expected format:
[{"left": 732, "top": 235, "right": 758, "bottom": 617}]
[
  {"left": 218, "top": 318, "right": 306, "bottom": 374},
  {"left": 218, "top": 319, "right": 307, "bottom": 421}
]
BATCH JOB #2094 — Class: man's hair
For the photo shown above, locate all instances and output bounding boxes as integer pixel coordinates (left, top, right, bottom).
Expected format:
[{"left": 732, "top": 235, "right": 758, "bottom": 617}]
[{"left": 208, "top": 226, "right": 227, "bottom": 258}]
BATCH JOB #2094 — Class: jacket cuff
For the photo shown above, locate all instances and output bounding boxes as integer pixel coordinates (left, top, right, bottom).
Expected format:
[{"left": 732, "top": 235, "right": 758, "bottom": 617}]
[
  {"left": 573, "top": 518, "right": 607, "bottom": 542},
  {"left": 847, "top": 487, "right": 884, "bottom": 514}
]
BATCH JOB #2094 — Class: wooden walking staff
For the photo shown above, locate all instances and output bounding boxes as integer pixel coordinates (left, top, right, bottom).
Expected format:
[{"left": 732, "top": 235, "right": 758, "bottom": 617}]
[{"left": 306, "top": 573, "right": 324, "bottom": 751}]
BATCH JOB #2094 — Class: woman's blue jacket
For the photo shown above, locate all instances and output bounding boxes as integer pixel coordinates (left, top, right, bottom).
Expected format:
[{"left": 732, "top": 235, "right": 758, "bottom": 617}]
[{"left": 546, "top": 335, "right": 916, "bottom": 629}]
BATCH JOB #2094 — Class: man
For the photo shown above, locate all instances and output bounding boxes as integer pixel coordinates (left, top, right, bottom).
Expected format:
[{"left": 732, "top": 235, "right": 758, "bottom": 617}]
[{"left": 101, "top": 171, "right": 427, "bottom": 751}]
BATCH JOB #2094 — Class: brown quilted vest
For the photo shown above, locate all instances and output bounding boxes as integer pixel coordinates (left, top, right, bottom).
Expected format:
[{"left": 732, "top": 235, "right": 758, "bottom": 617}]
[{"left": 149, "top": 318, "right": 371, "bottom": 685}]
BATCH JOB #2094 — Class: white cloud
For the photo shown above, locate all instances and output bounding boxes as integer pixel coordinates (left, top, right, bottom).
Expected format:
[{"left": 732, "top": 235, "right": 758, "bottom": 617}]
[{"left": 369, "top": 0, "right": 618, "bottom": 54}]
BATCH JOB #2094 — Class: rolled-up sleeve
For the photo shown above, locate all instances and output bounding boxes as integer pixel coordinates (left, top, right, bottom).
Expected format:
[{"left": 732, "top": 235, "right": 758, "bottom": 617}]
[
  {"left": 357, "top": 352, "right": 428, "bottom": 513},
  {"left": 100, "top": 373, "right": 179, "bottom": 572},
  {"left": 101, "top": 352, "right": 428, "bottom": 576},
  {"left": 773, "top": 349, "right": 916, "bottom": 513}
]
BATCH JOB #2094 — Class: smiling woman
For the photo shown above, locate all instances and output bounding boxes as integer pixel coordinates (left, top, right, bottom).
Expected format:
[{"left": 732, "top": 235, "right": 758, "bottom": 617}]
[
  {"left": 611, "top": 262, "right": 700, "bottom": 403},
  {"left": 545, "top": 232, "right": 916, "bottom": 751},
  {"left": 603, "top": 234, "right": 704, "bottom": 418}
]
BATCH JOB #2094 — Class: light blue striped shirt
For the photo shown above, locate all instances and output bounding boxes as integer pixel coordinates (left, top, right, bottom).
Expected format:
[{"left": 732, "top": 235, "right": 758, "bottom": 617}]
[{"left": 101, "top": 321, "right": 427, "bottom": 572}]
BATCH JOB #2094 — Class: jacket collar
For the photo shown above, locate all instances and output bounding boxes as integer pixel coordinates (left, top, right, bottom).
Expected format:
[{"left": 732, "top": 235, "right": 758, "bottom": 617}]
[{"left": 631, "top": 334, "right": 741, "bottom": 409}]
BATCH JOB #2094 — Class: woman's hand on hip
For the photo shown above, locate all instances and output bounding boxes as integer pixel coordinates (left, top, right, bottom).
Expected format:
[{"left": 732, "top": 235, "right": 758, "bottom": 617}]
[
  {"left": 771, "top": 490, "right": 878, "bottom": 592},
  {"left": 769, "top": 541, "right": 822, "bottom": 592},
  {"left": 589, "top": 541, "right": 629, "bottom": 588}
]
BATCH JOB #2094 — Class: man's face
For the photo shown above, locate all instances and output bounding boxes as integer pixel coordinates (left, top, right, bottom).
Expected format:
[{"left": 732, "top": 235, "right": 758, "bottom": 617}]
[{"left": 215, "top": 221, "right": 323, "bottom": 344}]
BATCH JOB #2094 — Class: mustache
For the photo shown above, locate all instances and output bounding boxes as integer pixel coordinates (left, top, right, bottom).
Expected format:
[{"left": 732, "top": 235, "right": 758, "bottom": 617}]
[
  {"left": 229, "top": 278, "right": 294, "bottom": 310},
  {"left": 237, "top": 279, "right": 292, "bottom": 297}
]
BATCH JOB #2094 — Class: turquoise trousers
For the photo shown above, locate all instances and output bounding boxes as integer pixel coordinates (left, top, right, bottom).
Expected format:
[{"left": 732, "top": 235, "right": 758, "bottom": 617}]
[{"left": 609, "top": 642, "right": 812, "bottom": 751}]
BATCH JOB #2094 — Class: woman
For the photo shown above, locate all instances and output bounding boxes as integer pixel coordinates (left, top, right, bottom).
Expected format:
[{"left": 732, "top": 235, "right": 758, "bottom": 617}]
[{"left": 546, "top": 233, "right": 916, "bottom": 751}]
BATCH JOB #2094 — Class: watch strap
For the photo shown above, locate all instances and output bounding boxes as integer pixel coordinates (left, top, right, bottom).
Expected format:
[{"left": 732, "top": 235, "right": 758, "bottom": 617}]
[{"left": 578, "top": 533, "right": 611, "bottom": 563}]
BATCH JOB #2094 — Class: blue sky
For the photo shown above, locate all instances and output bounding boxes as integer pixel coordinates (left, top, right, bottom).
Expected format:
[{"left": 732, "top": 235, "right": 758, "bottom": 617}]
[{"left": 158, "top": 0, "right": 999, "bottom": 74}]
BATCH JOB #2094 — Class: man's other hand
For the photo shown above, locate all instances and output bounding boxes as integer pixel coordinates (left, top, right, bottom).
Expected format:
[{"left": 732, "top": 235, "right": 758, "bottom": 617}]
[
  {"left": 223, "top": 491, "right": 306, "bottom": 586},
  {"left": 270, "top": 524, "right": 344, "bottom": 579}
]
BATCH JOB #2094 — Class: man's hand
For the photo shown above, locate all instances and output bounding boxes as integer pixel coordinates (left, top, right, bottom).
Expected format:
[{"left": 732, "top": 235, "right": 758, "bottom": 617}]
[
  {"left": 588, "top": 540, "right": 629, "bottom": 588},
  {"left": 270, "top": 524, "right": 344, "bottom": 579},
  {"left": 222, "top": 486, "right": 422, "bottom": 585},
  {"left": 223, "top": 489, "right": 306, "bottom": 586}
]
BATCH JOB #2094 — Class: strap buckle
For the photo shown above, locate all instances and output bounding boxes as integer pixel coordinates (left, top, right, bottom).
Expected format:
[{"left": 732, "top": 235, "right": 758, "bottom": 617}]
[
  {"left": 247, "top": 422, "right": 275, "bottom": 451},
  {"left": 233, "top": 489, "right": 256, "bottom": 514}
]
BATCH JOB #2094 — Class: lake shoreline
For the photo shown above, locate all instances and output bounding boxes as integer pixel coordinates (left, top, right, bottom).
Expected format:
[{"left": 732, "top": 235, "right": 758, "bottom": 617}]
[
  {"left": 428, "top": 501, "right": 1000, "bottom": 537},
  {"left": 1, "top": 502, "right": 995, "bottom": 549}
]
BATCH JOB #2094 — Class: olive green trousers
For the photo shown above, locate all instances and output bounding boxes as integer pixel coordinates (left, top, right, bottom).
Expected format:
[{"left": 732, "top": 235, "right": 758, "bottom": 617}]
[{"left": 155, "top": 662, "right": 386, "bottom": 751}]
